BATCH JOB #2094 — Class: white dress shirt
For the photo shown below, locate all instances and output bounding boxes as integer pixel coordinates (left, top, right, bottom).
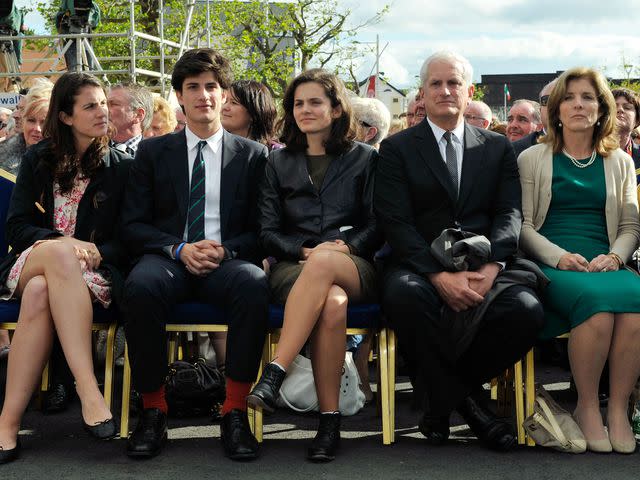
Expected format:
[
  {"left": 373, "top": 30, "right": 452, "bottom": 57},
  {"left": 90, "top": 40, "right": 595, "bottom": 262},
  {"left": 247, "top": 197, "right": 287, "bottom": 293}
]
[
  {"left": 183, "top": 125, "right": 223, "bottom": 243},
  {"left": 426, "top": 117, "right": 465, "bottom": 189}
]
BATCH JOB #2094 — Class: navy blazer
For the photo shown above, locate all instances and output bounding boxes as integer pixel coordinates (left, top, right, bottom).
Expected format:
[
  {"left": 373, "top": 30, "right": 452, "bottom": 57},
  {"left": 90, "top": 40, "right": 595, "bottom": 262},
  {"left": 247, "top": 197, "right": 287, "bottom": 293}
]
[
  {"left": 375, "top": 120, "right": 521, "bottom": 276},
  {"left": 120, "top": 129, "right": 268, "bottom": 265}
]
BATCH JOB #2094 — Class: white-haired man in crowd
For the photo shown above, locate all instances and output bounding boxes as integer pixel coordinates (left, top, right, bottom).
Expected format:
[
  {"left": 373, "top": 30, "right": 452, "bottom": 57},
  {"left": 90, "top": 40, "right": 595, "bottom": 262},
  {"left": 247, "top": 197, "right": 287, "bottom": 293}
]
[
  {"left": 352, "top": 97, "right": 391, "bottom": 149},
  {"left": 464, "top": 100, "right": 492, "bottom": 129},
  {"left": 506, "top": 99, "right": 542, "bottom": 143}
]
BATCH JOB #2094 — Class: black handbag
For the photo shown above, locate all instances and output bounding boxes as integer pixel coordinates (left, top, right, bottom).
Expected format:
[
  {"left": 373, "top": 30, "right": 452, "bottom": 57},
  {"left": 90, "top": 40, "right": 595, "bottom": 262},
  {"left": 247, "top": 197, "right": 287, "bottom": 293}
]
[{"left": 165, "top": 358, "right": 225, "bottom": 417}]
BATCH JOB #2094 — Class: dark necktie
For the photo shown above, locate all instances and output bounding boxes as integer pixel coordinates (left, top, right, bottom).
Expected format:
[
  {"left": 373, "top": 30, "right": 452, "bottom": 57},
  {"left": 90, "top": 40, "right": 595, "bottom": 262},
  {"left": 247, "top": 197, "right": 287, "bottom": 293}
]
[
  {"left": 443, "top": 131, "right": 459, "bottom": 197},
  {"left": 187, "top": 140, "right": 207, "bottom": 243}
]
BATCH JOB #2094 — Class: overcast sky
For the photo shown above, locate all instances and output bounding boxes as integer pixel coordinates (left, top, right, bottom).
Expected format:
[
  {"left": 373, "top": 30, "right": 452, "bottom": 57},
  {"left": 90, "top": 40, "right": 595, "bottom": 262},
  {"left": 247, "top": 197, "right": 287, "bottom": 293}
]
[{"left": 16, "top": 0, "right": 640, "bottom": 88}]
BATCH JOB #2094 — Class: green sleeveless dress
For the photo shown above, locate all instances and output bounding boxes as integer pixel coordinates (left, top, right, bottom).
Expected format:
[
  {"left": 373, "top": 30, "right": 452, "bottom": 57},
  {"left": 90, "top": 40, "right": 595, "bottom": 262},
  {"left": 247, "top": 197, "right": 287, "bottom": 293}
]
[{"left": 537, "top": 153, "right": 640, "bottom": 339}]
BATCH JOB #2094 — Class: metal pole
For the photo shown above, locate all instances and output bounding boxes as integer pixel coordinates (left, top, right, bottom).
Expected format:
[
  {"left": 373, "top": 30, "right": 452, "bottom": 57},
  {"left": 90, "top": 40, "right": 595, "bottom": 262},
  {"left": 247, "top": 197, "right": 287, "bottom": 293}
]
[
  {"left": 129, "top": 0, "right": 136, "bottom": 82},
  {"left": 168, "top": 1, "right": 196, "bottom": 98},
  {"left": 159, "top": 0, "right": 165, "bottom": 96},
  {"left": 375, "top": 34, "right": 379, "bottom": 99},
  {"left": 206, "top": 0, "right": 211, "bottom": 48}
]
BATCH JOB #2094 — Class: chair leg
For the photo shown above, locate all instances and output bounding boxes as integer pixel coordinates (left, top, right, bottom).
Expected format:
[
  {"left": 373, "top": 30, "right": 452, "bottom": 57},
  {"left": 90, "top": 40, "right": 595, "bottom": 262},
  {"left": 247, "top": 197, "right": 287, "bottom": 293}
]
[
  {"left": 103, "top": 323, "right": 117, "bottom": 409},
  {"left": 378, "top": 328, "right": 391, "bottom": 445},
  {"left": 39, "top": 361, "right": 50, "bottom": 410},
  {"left": 525, "top": 348, "right": 536, "bottom": 446},
  {"left": 120, "top": 342, "right": 132, "bottom": 439},
  {"left": 250, "top": 336, "right": 270, "bottom": 443},
  {"left": 387, "top": 328, "right": 396, "bottom": 443},
  {"left": 514, "top": 359, "right": 525, "bottom": 445}
]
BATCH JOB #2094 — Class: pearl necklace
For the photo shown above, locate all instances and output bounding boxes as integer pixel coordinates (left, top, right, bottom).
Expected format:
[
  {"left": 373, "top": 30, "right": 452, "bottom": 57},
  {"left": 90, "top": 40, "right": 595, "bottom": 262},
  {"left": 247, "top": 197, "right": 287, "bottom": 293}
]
[{"left": 562, "top": 149, "right": 597, "bottom": 168}]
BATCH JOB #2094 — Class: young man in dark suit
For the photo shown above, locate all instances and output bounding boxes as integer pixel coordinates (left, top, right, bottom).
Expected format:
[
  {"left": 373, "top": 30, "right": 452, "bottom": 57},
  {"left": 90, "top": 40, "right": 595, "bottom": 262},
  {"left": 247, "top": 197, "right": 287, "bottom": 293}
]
[
  {"left": 120, "top": 49, "right": 269, "bottom": 460},
  {"left": 375, "top": 51, "right": 544, "bottom": 451}
]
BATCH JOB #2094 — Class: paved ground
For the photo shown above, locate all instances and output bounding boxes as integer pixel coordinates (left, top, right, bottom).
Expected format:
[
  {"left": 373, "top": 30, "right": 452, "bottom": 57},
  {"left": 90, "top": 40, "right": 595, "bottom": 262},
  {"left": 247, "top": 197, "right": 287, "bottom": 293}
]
[{"left": 0, "top": 360, "right": 638, "bottom": 479}]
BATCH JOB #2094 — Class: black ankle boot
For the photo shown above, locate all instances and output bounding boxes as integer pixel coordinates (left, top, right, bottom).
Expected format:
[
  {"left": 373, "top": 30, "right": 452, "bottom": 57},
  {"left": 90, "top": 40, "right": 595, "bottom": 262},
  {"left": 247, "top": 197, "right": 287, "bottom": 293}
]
[
  {"left": 307, "top": 412, "right": 341, "bottom": 462},
  {"left": 246, "top": 363, "right": 286, "bottom": 413}
]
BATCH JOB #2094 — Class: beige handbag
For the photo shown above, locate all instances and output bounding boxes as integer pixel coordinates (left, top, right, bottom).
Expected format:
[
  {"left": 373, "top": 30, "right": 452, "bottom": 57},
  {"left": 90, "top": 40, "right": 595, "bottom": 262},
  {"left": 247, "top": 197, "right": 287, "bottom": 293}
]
[{"left": 523, "top": 384, "right": 587, "bottom": 453}]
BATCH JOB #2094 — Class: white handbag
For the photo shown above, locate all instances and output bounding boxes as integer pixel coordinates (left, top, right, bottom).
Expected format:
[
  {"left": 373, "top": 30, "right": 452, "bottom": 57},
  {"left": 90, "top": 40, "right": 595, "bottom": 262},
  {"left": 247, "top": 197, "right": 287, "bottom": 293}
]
[
  {"left": 523, "top": 384, "right": 587, "bottom": 453},
  {"left": 277, "top": 352, "right": 366, "bottom": 416}
]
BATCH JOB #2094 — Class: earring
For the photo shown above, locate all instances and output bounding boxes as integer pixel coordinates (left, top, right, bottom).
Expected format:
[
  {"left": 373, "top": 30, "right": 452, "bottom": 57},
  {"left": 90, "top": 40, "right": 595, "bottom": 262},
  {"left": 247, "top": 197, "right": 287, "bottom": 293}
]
[
  {"left": 596, "top": 120, "right": 601, "bottom": 126},
  {"left": 558, "top": 121, "right": 562, "bottom": 127}
]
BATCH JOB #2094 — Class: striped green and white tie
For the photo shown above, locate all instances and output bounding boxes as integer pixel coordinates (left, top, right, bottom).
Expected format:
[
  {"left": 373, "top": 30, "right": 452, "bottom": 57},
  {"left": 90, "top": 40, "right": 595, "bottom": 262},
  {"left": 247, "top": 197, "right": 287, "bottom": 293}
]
[{"left": 187, "top": 140, "right": 207, "bottom": 242}]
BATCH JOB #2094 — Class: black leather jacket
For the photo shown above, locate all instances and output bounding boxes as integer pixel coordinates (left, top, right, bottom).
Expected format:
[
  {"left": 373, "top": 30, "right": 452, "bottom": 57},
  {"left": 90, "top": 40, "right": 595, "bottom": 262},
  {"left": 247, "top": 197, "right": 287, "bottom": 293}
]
[{"left": 258, "top": 142, "right": 380, "bottom": 261}]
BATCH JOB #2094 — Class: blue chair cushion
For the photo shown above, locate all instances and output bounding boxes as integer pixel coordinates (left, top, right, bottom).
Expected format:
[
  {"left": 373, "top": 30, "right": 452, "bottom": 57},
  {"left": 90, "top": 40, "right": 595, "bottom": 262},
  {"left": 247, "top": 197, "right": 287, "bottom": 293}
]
[
  {"left": 268, "top": 304, "right": 380, "bottom": 329},
  {"left": 0, "top": 299, "right": 120, "bottom": 324}
]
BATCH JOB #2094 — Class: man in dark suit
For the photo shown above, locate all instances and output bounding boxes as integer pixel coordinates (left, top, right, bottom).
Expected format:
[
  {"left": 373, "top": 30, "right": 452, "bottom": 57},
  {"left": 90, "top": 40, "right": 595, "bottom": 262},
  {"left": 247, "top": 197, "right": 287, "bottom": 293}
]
[
  {"left": 375, "top": 51, "right": 544, "bottom": 451},
  {"left": 121, "top": 49, "right": 269, "bottom": 460}
]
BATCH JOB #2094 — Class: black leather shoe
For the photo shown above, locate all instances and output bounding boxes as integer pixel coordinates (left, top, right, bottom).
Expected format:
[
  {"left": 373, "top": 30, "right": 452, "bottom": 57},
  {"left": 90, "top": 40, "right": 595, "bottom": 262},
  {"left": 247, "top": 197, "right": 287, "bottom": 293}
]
[
  {"left": 457, "top": 396, "right": 516, "bottom": 451},
  {"left": 43, "top": 383, "right": 72, "bottom": 414},
  {"left": 246, "top": 363, "right": 286, "bottom": 414},
  {"left": 220, "top": 409, "right": 258, "bottom": 461},
  {"left": 307, "top": 412, "right": 341, "bottom": 462},
  {"left": 126, "top": 408, "right": 168, "bottom": 458},
  {"left": 0, "top": 439, "right": 20, "bottom": 465},
  {"left": 83, "top": 417, "right": 117, "bottom": 440},
  {"left": 418, "top": 413, "right": 450, "bottom": 445}
]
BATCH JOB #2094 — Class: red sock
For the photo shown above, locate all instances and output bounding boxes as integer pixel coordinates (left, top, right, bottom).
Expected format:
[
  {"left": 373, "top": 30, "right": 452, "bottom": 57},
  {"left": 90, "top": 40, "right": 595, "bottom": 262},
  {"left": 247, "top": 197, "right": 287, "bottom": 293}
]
[
  {"left": 142, "top": 385, "right": 168, "bottom": 414},
  {"left": 221, "top": 378, "right": 251, "bottom": 415}
]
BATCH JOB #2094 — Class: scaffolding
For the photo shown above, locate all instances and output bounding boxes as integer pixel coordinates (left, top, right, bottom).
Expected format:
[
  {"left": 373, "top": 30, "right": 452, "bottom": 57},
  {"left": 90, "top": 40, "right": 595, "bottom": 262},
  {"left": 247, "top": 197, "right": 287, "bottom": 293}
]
[{"left": 0, "top": 0, "right": 206, "bottom": 98}]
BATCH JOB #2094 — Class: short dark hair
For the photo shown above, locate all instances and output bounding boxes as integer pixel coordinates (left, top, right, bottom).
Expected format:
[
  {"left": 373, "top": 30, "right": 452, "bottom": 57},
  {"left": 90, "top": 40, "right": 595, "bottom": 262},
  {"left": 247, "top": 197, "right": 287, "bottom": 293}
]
[
  {"left": 229, "top": 80, "right": 277, "bottom": 145},
  {"left": 42, "top": 72, "right": 109, "bottom": 193},
  {"left": 171, "top": 48, "right": 233, "bottom": 93},
  {"left": 279, "top": 68, "right": 354, "bottom": 154},
  {"left": 611, "top": 88, "right": 640, "bottom": 129}
]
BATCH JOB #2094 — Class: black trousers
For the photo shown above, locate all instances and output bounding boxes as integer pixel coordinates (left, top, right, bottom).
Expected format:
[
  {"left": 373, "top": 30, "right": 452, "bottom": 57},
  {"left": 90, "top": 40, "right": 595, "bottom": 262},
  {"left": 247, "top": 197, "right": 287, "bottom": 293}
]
[
  {"left": 122, "top": 254, "right": 269, "bottom": 393},
  {"left": 382, "top": 267, "right": 544, "bottom": 416}
]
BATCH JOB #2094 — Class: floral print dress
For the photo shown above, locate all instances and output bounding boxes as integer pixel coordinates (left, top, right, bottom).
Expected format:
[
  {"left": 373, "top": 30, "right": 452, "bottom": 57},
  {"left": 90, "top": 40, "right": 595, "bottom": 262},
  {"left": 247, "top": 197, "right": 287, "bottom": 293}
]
[{"left": 3, "top": 176, "right": 112, "bottom": 307}]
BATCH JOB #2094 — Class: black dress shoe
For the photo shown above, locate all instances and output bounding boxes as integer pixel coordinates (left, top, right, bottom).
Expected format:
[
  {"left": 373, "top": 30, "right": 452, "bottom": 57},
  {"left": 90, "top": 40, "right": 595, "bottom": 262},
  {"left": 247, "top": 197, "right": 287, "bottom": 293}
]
[
  {"left": 0, "top": 439, "right": 20, "bottom": 465},
  {"left": 220, "top": 409, "right": 258, "bottom": 461},
  {"left": 456, "top": 396, "right": 516, "bottom": 452},
  {"left": 126, "top": 408, "right": 168, "bottom": 458},
  {"left": 418, "top": 413, "right": 450, "bottom": 445},
  {"left": 246, "top": 363, "right": 286, "bottom": 414},
  {"left": 307, "top": 412, "right": 341, "bottom": 462},
  {"left": 43, "top": 383, "right": 72, "bottom": 414},
  {"left": 83, "top": 417, "right": 117, "bottom": 440}
]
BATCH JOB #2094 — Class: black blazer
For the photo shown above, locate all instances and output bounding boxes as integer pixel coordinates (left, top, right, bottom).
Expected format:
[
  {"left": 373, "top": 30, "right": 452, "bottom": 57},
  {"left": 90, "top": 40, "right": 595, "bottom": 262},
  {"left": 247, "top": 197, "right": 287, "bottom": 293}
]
[
  {"left": 375, "top": 120, "right": 521, "bottom": 276},
  {"left": 0, "top": 140, "right": 132, "bottom": 301},
  {"left": 259, "top": 142, "right": 379, "bottom": 261},
  {"left": 121, "top": 129, "right": 268, "bottom": 264},
  {"left": 512, "top": 130, "right": 543, "bottom": 158}
]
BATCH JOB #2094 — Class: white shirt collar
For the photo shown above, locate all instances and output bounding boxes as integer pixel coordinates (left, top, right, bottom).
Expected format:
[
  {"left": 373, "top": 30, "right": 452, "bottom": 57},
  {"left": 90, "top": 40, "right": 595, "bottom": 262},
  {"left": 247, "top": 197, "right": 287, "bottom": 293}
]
[
  {"left": 184, "top": 125, "right": 224, "bottom": 153},
  {"left": 427, "top": 117, "right": 465, "bottom": 145}
]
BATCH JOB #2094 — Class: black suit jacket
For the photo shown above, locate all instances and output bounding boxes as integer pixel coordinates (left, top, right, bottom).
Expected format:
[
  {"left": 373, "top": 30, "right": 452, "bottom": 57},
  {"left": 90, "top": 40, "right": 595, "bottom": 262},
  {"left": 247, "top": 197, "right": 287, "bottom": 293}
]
[
  {"left": 0, "top": 140, "right": 132, "bottom": 300},
  {"left": 512, "top": 130, "right": 543, "bottom": 158},
  {"left": 258, "top": 142, "right": 380, "bottom": 261},
  {"left": 374, "top": 120, "right": 521, "bottom": 276},
  {"left": 121, "top": 129, "right": 268, "bottom": 264}
]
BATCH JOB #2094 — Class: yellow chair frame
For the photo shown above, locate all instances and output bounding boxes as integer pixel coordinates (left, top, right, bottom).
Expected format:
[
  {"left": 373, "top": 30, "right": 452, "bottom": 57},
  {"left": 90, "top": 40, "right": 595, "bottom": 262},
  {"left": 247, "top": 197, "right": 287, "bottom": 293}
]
[{"left": 264, "top": 326, "right": 396, "bottom": 445}]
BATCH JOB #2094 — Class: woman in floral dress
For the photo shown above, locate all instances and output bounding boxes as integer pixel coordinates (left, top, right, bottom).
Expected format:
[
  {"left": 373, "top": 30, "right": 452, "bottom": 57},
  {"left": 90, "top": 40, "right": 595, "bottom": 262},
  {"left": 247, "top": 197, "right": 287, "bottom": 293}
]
[{"left": 0, "top": 72, "right": 132, "bottom": 463}]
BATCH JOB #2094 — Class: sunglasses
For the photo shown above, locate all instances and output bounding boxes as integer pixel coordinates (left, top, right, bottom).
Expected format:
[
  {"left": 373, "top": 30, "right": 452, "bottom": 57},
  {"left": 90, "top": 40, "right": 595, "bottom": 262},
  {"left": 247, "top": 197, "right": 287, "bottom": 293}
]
[{"left": 539, "top": 95, "right": 549, "bottom": 107}]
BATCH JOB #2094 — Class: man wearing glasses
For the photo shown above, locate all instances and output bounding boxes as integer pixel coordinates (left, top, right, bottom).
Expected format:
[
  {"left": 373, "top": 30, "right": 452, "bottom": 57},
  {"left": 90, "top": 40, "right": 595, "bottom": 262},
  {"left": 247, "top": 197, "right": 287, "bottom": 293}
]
[
  {"left": 512, "top": 78, "right": 557, "bottom": 157},
  {"left": 464, "top": 100, "right": 492, "bottom": 129}
]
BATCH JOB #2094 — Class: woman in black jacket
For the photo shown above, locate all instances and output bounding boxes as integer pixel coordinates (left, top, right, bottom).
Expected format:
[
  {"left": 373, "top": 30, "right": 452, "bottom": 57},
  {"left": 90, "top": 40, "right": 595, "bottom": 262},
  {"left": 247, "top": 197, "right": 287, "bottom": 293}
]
[
  {"left": 247, "top": 69, "right": 379, "bottom": 462},
  {"left": 0, "top": 72, "right": 131, "bottom": 463}
]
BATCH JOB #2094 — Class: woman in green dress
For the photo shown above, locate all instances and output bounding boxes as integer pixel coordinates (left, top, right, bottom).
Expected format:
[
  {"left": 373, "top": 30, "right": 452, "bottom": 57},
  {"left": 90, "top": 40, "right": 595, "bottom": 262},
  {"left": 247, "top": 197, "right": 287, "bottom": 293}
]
[{"left": 518, "top": 67, "right": 640, "bottom": 454}]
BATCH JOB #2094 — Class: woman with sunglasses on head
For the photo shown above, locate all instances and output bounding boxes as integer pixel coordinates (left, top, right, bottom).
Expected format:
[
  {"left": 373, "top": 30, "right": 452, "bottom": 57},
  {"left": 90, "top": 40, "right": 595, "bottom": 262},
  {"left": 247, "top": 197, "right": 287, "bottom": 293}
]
[{"left": 0, "top": 72, "right": 132, "bottom": 463}]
